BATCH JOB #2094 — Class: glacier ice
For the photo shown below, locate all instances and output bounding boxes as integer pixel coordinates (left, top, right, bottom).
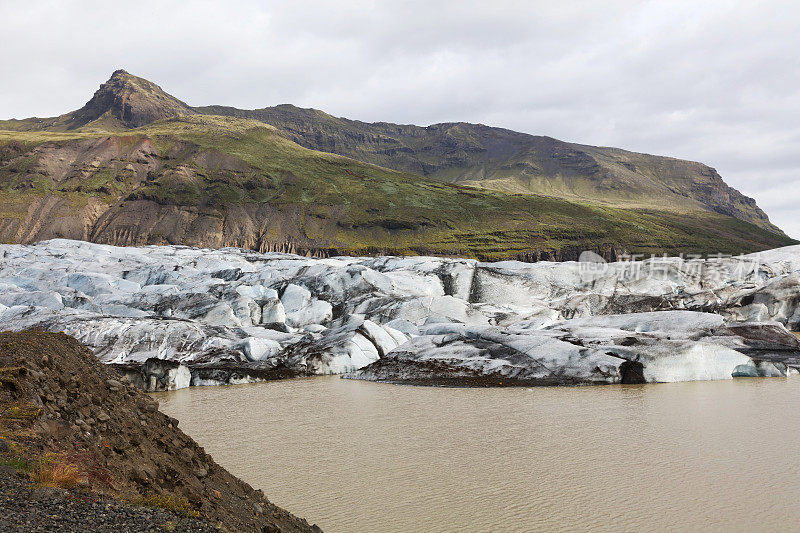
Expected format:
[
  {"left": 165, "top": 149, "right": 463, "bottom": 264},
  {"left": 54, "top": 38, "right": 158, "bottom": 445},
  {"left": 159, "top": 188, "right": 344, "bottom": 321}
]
[{"left": 0, "top": 239, "right": 798, "bottom": 389}]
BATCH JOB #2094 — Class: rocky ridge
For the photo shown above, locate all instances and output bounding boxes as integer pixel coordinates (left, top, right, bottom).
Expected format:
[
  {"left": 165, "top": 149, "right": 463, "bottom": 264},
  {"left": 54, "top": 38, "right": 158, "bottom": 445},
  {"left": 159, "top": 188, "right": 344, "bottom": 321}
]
[
  {"left": 3, "top": 70, "right": 195, "bottom": 131},
  {"left": 0, "top": 239, "right": 798, "bottom": 388},
  {"left": 198, "top": 104, "right": 781, "bottom": 234}
]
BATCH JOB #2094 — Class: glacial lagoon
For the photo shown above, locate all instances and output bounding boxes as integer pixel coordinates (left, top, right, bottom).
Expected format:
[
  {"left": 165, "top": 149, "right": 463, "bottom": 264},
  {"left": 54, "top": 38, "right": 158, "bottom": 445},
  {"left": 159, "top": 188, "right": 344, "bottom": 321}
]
[{"left": 156, "top": 376, "right": 800, "bottom": 532}]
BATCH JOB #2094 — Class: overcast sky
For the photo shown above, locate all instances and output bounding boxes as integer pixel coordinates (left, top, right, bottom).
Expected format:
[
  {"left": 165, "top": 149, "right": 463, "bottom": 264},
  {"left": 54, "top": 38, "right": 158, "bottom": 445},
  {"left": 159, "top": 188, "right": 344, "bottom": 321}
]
[{"left": 1, "top": 0, "right": 798, "bottom": 238}]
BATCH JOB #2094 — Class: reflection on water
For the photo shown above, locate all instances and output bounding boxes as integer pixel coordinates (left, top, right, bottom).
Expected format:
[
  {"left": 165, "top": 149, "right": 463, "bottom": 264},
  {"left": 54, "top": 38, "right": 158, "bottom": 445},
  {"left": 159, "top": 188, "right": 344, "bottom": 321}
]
[{"left": 155, "top": 377, "right": 800, "bottom": 532}]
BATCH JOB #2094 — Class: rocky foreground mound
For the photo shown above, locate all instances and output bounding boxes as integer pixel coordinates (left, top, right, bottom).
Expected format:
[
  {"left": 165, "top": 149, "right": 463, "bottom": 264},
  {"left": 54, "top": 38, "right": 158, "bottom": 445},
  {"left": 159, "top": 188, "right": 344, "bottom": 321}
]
[
  {"left": 0, "top": 331, "right": 319, "bottom": 532},
  {"left": 0, "top": 239, "right": 799, "bottom": 387}
]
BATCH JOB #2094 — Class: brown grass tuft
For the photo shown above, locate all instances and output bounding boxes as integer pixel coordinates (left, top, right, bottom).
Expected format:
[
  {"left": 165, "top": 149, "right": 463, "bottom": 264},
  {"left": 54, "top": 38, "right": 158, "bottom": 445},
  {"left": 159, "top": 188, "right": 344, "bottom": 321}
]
[{"left": 31, "top": 453, "right": 84, "bottom": 489}]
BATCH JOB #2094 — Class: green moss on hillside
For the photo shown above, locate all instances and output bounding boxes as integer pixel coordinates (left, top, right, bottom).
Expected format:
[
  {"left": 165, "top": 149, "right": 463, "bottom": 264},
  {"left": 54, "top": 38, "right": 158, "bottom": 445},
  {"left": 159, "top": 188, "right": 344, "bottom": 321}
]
[{"left": 0, "top": 115, "right": 795, "bottom": 259}]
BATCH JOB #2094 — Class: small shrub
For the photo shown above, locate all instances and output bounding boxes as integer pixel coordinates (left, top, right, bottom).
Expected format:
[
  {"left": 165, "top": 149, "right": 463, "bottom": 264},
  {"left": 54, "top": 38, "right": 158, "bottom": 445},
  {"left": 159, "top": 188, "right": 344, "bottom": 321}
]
[
  {"left": 7, "top": 404, "right": 41, "bottom": 420},
  {"left": 0, "top": 456, "right": 31, "bottom": 472},
  {"left": 68, "top": 452, "right": 114, "bottom": 489},
  {"left": 131, "top": 493, "right": 201, "bottom": 519},
  {"left": 31, "top": 453, "right": 83, "bottom": 489}
]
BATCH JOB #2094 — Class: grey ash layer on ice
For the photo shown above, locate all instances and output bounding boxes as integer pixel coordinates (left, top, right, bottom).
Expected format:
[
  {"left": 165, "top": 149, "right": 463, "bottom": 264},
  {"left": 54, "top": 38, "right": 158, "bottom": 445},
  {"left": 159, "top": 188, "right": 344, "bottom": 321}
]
[{"left": 0, "top": 239, "right": 798, "bottom": 388}]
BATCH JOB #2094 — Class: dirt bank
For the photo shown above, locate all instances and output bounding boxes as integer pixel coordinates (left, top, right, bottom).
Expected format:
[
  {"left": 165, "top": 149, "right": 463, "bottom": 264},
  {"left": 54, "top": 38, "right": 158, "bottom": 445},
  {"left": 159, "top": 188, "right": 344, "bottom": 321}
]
[{"left": 0, "top": 330, "right": 320, "bottom": 532}]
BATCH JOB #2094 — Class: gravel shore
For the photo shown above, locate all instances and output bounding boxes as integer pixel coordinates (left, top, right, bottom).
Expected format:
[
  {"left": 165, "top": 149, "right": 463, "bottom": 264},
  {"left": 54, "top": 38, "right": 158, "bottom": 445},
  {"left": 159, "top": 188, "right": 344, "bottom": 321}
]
[{"left": 0, "top": 466, "right": 216, "bottom": 532}]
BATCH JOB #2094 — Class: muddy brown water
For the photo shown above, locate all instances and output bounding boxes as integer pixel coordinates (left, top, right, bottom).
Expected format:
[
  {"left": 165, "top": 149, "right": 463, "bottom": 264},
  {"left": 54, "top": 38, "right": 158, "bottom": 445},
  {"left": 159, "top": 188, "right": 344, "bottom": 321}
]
[{"left": 155, "top": 376, "right": 800, "bottom": 532}]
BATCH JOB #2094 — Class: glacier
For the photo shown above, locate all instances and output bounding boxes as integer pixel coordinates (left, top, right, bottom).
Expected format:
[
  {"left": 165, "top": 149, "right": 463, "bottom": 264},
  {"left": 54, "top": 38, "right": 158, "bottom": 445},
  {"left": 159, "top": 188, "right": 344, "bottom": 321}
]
[{"left": 0, "top": 239, "right": 798, "bottom": 389}]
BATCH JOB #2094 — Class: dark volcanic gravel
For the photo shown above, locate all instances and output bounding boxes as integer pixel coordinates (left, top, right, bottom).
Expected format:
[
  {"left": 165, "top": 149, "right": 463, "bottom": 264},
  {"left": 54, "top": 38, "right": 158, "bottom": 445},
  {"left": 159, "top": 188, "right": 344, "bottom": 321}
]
[{"left": 0, "top": 466, "right": 217, "bottom": 532}]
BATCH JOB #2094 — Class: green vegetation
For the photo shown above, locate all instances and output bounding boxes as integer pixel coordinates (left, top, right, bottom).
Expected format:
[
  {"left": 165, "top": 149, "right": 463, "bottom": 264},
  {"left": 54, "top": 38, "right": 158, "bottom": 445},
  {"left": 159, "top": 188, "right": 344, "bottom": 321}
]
[
  {"left": 31, "top": 452, "right": 84, "bottom": 489},
  {"left": 199, "top": 103, "right": 784, "bottom": 235},
  {"left": 129, "top": 116, "right": 794, "bottom": 258},
  {"left": 0, "top": 81, "right": 794, "bottom": 260},
  {"left": 0, "top": 455, "right": 31, "bottom": 472},
  {"left": 129, "top": 493, "right": 201, "bottom": 519}
]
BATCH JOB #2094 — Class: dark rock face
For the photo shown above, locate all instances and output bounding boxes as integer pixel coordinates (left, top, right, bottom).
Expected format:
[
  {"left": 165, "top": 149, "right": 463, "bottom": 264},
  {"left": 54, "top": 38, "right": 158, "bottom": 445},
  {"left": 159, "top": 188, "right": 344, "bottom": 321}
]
[
  {"left": 619, "top": 360, "right": 646, "bottom": 384},
  {"left": 66, "top": 70, "right": 195, "bottom": 129},
  {"left": 113, "top": 359, "right": 192, "bottom": 392},
  {"left": 515, "top": 247, "right": 621, "bottom": 263},
  {"left": 112, "top": 358, "right": 304, "bottom": 392}
]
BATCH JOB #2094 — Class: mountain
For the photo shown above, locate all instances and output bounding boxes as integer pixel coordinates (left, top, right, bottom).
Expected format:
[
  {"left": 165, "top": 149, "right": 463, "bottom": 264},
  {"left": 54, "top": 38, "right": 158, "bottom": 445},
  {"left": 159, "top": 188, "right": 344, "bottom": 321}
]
[
  {"left": 1, "top": 70, "right": 194, "bottom": 131},
  {"left": 0, "top": 70, "right": 794, "bottom": 260},
  {"left": 196, "top": 104, "right": 779, "bottom": 234}
]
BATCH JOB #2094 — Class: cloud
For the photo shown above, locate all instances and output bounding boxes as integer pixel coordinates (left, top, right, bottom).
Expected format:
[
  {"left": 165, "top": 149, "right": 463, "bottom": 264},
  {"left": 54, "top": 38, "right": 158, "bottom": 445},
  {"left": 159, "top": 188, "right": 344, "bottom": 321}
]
[{"left": 1, "top": 0, "right": 798, "bottom": 237}]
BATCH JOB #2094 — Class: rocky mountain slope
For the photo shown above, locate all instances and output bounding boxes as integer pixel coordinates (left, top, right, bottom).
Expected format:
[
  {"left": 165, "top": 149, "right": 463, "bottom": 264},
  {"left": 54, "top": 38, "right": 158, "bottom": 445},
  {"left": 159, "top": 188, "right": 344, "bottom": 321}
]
[
  {"left": 0, "top": 330, "right": 319, "bottom": 531},
  {"left": 1, "top": 70, "right": 194, "bottom": 131},
  {"left": 197, "top": 104, "right": 779, "bottom": 233},
  {"left": 0, "top": 239, "right": 798, "bottom": 388},
  {"left": 0, "top": 70, "right": 794, "bottom": 259}
]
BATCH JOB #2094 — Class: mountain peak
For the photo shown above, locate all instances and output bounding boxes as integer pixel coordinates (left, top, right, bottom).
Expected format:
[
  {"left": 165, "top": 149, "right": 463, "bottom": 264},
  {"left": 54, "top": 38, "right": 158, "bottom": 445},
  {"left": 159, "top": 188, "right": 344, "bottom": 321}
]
[{"left": 64, "top": 70, "right": 195, "bottom": 130}]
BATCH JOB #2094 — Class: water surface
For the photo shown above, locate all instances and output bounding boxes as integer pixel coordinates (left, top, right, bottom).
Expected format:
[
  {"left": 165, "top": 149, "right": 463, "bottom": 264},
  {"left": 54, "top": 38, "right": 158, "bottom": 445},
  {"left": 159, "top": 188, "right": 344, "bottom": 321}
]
[{"left": 156, "top": 377, "right": 800, "bottom": 532}]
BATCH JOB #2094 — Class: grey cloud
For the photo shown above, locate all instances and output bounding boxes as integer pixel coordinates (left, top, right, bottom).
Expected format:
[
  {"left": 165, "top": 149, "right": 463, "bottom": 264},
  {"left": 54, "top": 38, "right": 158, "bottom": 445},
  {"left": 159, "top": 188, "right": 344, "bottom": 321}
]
[{"left": 1, "top": 0, "right": 798, "bottom": 237}]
